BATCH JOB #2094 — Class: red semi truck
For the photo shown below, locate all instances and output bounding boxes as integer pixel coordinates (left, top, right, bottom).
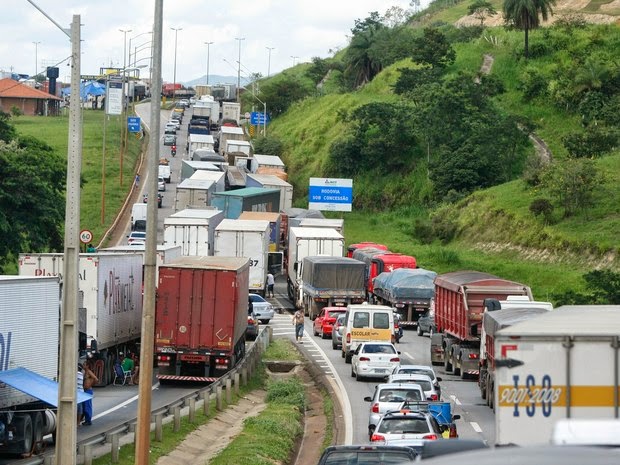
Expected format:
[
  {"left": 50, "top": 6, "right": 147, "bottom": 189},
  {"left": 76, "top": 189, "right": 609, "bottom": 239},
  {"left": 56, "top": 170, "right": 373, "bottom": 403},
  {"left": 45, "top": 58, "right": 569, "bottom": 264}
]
[
  {"left": 346, "top": 242, "right": 388, "bottom": 258},
  {"left": 155, "top": 256, "right": 250, "bottom": 382},
  {"left": 433, "top": 271, "right": 532, "bottom": 380}
]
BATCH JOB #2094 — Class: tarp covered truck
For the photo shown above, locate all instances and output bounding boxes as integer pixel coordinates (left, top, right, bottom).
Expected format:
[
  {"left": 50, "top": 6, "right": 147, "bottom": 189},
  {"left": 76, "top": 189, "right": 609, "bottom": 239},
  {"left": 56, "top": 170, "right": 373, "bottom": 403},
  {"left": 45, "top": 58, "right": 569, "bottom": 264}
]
[
  {"left": 300, "top": 256, "right": 366, "bottom": 319},
  {"left": 155, "top": 257, "right": 250, "bottom": 381}
]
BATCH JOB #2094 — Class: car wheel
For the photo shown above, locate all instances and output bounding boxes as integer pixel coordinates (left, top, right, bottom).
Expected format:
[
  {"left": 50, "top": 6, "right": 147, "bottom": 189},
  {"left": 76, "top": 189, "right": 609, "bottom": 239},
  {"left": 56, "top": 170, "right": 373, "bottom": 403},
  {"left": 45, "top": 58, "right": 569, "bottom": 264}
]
[
  {"left": 351, "top": 366, "right": 356, "bottom": 378},
  {"left": 260, "top": 319, "right": 269, "bottom": 324},
  {"left": 429, "top": 326, "right": 435, "bottom": 338},
  {"left": 313, "top": 326, "right": 318, "bottom": 337},
  {"left": 341, "top": 350, "right": 345, "bottom": 358},
  {"left": 345, "top": 352, "right": 352, "bottom": 364},
  {"left": 332, "top": 340, "right": 337, "bottom": 350},
  {"left": 417, "top": 325, "right": 423, "bottom": 336}
]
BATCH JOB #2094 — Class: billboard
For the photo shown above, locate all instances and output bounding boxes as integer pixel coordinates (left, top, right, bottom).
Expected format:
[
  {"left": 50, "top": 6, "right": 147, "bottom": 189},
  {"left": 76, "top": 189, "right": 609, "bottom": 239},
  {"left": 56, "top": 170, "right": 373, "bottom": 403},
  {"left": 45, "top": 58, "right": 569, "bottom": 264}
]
[{"left": 308, "top": 178, "right": 352, "bottom": 212}]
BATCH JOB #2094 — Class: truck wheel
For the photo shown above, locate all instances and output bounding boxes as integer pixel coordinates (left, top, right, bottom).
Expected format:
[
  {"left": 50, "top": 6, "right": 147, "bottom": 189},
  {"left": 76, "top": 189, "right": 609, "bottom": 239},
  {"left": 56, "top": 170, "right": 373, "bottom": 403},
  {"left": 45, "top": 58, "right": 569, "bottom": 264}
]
[
  {"left": 453, "top": 355, "right": 461, "bottom": 377},
  {"left": 31, "top": 412, "right": 44, "bottom": 455},
  {"left": 444, "top": 352, "right": 453, "bottom": 373},
  {"left": 10, "top": 414, "right": 33, "bottom": 455},
  {"left": 417, "top": 325, "right": 423, "bottom": 336},
  {"left": 345, "top": 352, "right": 352, "bottom": 364},
  {"left": 480, "top": 376, "right": 487, "bottom": 400}
]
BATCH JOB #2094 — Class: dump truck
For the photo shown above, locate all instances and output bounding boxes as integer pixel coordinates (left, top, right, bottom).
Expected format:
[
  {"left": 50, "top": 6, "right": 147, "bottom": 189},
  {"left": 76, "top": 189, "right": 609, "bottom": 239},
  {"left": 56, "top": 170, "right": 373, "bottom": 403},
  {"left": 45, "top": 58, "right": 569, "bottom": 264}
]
[
  {"left": 372, "top": 268, "right": 437, "bottom": 328},
  {"left": 494, "top": 305, "right": 620, "bottom": 446},
  {"left": 299, "top": 256, "right": 366, "bottom": 319},
  {"left": 155, "top": 257, "right": 250, "bottom": 382},
  {"left": 433, "top": 271, "right": 533, "bottom": 380}
]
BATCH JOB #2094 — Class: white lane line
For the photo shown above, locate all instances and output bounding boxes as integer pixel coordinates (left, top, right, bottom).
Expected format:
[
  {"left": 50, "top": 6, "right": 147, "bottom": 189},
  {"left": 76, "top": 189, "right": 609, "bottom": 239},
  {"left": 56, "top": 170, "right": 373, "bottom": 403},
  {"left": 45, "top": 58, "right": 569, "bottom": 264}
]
[
  {"left": 450, "top": 395, "right": 462, "bottom": 406},
  {"left": 93, "top": 382, "right": 159, "bottom": 420},
  {"left": 470, "top": 421, "right": 483, "bottom": 433},
  {"left": 304, "top": 332, "right": 353, "bottom": 445}
]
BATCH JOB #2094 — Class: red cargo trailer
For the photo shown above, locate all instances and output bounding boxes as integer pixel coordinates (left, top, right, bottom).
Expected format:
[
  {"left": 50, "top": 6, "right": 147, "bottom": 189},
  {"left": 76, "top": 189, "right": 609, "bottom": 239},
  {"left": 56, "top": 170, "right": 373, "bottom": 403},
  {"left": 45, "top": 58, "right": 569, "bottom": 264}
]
[
  {"left": 155, "top": 256, "right": 250, "bottom": 382},
  {"left": 346, "top": 242, "right": 388, "bottom": 258},
  {"left": 433, "top": 271, "right": 532, "bottom": 380}
]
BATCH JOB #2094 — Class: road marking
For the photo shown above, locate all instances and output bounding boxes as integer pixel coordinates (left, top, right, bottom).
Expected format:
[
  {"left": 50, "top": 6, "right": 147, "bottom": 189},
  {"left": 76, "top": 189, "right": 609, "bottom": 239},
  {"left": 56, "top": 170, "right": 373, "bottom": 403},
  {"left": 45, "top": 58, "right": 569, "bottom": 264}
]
[
  {"left": 93, "top": 382, "right": 159, "bottom": 420},
  {"left": 470, "top": 421, "right": 483, "bottom": 433},
  {"left": 403, "top": 352, "right": 414, "bottom": 360},
  {"left": 450, "top": 395, "right": 462, "bottom": 406}
]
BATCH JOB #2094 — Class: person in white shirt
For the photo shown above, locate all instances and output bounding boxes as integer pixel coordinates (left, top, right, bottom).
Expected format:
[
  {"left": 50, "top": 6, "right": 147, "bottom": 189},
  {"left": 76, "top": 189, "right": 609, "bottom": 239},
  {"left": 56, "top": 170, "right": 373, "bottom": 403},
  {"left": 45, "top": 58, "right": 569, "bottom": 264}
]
[{"left": 266, "top": 272, "right": 275, "bottom": 298}]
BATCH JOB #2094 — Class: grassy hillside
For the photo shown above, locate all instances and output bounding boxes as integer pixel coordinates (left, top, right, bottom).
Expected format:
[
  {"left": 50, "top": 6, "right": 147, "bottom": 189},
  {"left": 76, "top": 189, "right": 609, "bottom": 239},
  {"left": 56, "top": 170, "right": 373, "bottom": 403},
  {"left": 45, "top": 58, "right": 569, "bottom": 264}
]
[{"left": 267, "top": 7, "right": 620, "bottom": 299}]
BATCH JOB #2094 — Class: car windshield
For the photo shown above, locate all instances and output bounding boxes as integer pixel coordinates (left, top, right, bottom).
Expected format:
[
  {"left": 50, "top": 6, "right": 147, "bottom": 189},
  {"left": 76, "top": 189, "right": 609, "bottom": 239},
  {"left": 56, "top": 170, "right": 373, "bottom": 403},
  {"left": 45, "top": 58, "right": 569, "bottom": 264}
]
[
  {"left": 398, "top": 368, "right": 434, "bottom": 380},
  {"left": 323, "top": 450, "right": 414, "bottom": 464},
  {"left": 393, "top": 378, "right": 432, "bottom": 391},
  {"left": 378, "top": 418, "right": 430, "bottom": 434},
  {"left": 250, "top": 295, "right": 265, "bottom": 303},
  {"left": 328, "top": 311, "right": 344, "bottom": 318},
  {"left": 379, "top": 388, "right": 422, "bottom": 402},
  {"left": 363, "top": 345, "right": 396, "bottom": 354}
]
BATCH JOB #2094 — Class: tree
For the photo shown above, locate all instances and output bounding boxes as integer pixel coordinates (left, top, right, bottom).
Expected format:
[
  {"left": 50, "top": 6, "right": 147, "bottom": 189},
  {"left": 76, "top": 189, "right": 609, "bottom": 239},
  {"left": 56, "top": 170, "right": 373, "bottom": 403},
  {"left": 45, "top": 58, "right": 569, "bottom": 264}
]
[
  {"left": 584, "top": 270, "right": 620, "bottom": 304},
  {"left": 503, "top": 0, "right": 556, "bottom": 59},
  {"left": 0, "top": 111, "right": 16, "bottom": 142},
  {"left": 468, "top": 0, "right": 497, "bottom": 27},
  {"left": 343, "top": 12, "right": 386, "bottom": 88},
  {"left": 542, "top": 158, "right": 600, "bottom": 217},
  {"left": 306, "top": 57, "right": 330, "bottom": 85},
  {"left": 410, "top": 28, "right": 456, "bottom": 69},
  {"left": 253, "top": 136, "right": 283, "bottom": 157},
  {"left": 260, "top": 76, "right": 312, "bottom": 116},
  {"left": 0, "top": 137, "right": 66, "bottom": 271}
]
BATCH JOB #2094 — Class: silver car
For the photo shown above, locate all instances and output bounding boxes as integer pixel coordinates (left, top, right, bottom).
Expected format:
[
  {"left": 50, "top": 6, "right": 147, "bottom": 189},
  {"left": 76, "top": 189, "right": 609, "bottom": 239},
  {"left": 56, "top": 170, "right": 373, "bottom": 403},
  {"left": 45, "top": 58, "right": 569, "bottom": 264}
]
[
  {"left": 364, "top": 383, "right": 426, "bottom": 438},
  {"left": 331, "top": 313, "right": 346, "bottom": 350},
  {"left": 351, "top": 342, "right": 400, "bottom": 381},
  {"left": 249, "top": 294, "right": 274, "bottom": 323},
  {"left": 371, "top": 409, "right": 443, "bottom": 447},
  {"left": 392, "top": 365, "right": 442, "bottom": 399},
  {"left": 386, "top": 373, "right": 440, "bottom": 401}
]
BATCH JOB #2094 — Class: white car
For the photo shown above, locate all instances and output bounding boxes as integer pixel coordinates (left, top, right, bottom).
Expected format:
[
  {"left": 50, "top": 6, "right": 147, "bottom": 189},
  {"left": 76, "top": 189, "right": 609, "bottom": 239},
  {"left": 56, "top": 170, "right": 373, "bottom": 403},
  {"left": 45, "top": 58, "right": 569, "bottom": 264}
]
[
  {"left": 370, "top": 409, "right": 443, "bottom": 446},
  {"left": 391, "top": 365, "right": 442, "bottom": 398},
  {"left": 158, "top": 176, "right": 166, "bottom": 192},
  {"left": 167, "top": 119, "right": 181, "bottom": 130},
  {"left": 364, "top": 383, "right": 426, "bottom": 438},
  {"left": 386, "top": 373, "right": 439, "bottom": 401},
  {"left": 351, "top": 342, "right": 400, "bottom": 382}
]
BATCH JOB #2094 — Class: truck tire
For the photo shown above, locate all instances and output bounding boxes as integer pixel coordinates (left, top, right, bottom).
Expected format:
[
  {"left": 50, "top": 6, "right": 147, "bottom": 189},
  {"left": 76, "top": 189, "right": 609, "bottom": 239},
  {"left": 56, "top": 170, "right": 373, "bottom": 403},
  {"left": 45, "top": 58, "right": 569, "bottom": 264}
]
[
  {"left": 345, "top": 352, "right": 352, "bottom": 364},
  {"left": 9, "top": 414, "right": 33, "bottom": 455},
  {"left": 453, "top": 354, "right": 461, "bottom": 377},
  {"left": 444, "top": 351, "right": 453, "bottom": 373},
  {"left": 480, "top": 374, "right": 487, "bottom": 400},
  {"left": 417, "top": 325, "right": 423, "bottom": 336},
  {"left": 31, "top": 412, "right": 44, "bottom": 455}
]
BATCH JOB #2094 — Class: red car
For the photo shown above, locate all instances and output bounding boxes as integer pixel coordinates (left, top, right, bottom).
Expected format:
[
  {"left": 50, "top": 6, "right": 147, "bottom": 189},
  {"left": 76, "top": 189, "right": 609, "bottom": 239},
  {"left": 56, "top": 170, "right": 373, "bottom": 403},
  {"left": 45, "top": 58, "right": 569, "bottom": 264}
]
[{"left": 313, "top": 307, "right": 347, "bottom": 339}]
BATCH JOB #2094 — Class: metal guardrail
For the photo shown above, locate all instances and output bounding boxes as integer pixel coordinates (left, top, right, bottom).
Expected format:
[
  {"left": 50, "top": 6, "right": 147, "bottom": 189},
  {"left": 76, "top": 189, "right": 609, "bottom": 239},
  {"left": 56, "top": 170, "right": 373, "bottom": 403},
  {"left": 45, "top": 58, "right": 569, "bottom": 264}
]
[{"left": 12, "top": 327, "right": 272, "bottom": 465}]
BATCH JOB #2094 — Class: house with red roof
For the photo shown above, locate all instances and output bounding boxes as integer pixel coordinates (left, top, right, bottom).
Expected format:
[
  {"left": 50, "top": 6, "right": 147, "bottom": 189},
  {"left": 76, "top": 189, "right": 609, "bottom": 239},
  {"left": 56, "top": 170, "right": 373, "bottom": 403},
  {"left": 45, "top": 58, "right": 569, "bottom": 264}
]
[{"left": 0, "top": 78, "right": 61, "bottom": 116}]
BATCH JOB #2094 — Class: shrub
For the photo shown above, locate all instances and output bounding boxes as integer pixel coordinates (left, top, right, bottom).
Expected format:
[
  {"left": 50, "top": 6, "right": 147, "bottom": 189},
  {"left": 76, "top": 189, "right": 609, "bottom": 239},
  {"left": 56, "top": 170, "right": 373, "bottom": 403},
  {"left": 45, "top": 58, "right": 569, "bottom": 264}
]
[
  {"left": 10, "top": 106, "right": 23, "bottom": 118},
  {"left": 522, "top": 154, "right": 546, "bottom": 187},
  {"left": 413, "top": 218, "right": 435, "bottom": 244},
  {"left": 266, "top": 378, "right": 306, "bottom": 408},
  {"left": 562, "top": 126, "right": 619, "bottom": 158},
  {"left": 518, "top": 68, "right": 547, "bottom": 101},
  {"left": 529, "top": 198, "right": 554, "bottom": 223},
  {"left": 430, "top": 207, "right": 458, "bottom": 244}
]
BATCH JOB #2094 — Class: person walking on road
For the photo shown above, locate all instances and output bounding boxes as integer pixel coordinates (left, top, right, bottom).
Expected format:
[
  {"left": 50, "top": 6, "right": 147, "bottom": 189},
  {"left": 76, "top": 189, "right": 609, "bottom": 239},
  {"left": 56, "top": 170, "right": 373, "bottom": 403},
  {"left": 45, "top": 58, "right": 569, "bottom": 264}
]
[
  {"left": 292, "top": 309, "right": 305, "bottom": 343},
  {"left": 134, "top": 174, "right": 140, "bottom": 189},
  {"left": 82, "top": 356, "right": 99, "bottom": 426},
  {"left": 266, "top": 272, "right": 275, "bottom": 298}
]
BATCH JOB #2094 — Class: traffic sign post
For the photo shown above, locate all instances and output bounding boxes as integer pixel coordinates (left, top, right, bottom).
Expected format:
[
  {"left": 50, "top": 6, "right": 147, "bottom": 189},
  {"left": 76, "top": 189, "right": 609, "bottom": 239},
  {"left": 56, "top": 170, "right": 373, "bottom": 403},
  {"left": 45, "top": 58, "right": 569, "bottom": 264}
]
[
  {"left": 308, "top": 178, "right": 353, "bottom": 212},
  {"left": 79, "top": 229, "right": 93, "bottom": 251},
  {"left": 127, "top": 116, "right": 141, "bottom": 133}
]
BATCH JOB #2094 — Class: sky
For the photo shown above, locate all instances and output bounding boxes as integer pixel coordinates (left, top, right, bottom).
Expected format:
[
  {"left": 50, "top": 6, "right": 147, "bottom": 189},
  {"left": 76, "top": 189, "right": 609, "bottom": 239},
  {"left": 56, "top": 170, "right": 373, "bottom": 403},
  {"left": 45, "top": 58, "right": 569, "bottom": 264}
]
[{"left": 2, "top": 0, "right": 427, "bottom": 85}]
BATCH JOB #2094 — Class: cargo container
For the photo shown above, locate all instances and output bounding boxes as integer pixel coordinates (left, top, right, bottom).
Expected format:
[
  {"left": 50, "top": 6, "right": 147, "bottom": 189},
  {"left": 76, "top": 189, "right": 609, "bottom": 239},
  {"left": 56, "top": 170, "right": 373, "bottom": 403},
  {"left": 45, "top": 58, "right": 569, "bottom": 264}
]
[
  {"left": 221, "top": 102, "right": 241, "bottom": 125},
  {"left": 0, "top": 276, "right": 92, "bottom": 456},
  {"left": 299, "top": 256, "right": 366, "bottom": 319},
  {"left": 190, "top": 169, "right": 225, "bottom": 192},
  {"left": 214, "top": 219, "right": 270, "bottom": 295},
  {"left": 238, "top": 211, "right": 282, "bottom": 252},
  {"left": 180, "top": 159, "right": 221, "bottom": 182},
  {"left": 192, "top": 150, "right": 227, "bottom": 170},
  {"left": 18, "top": 253, "right": 143, "bottom": 353},
  {"left": 246, "top": 174, "right": 293, "bottom": 212},
  {"left": 98, "top": 244, "right": 183, "bottom": 281},
  {"left": 494, "top": 305, "right": 620, "bottom": 446},
  {"left": 218, "top": 125, "right": 244, "bottom": 157},
  {"left": 299, "top": 218, "right": 344, "bottom": 236},
  {"left": 174, "top": 178, "right": 216, "bottom": 211},
  {"left": 224, "top": 140, "right": 252, "bottom": 165},
  {"left": 372, "top": 268, "right": 437, "bottom": 327},
  {"left": 287, "top": 227, "right": 344, "bottom": 305},
  {"left": 164, "top": 209, "right": 224, "bottom": 256},
  {"left": 155, "top": 257, "right": 250, "bottom": 381},
  {"left": 434, "top": 271, "right": 532, "bottom": 379},
  {"left": 210, "top": 187, "right": 280, "bottom": 219},
  {"left": 188, "top": 133, "right": 215, "bottom": 159},
  {"left": 253, "top": 154, "right": 285, "bottom": 172}
]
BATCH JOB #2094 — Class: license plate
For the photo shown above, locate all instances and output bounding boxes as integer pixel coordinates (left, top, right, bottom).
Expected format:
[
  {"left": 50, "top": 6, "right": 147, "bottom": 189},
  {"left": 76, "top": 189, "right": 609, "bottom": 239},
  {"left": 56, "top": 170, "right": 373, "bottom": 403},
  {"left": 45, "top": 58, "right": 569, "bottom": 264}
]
[{"left": 375, "top": 369, "right": 386, "bottom": 374}]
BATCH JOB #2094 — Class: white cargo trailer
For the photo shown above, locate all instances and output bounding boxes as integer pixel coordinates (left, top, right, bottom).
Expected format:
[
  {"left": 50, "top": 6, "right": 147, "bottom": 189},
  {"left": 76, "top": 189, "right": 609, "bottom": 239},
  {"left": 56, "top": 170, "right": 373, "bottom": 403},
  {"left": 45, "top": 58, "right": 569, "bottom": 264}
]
[
  {"left": 164, "top": 209, "right": 224, "bottom": 256},
  {"left": 0, "top": 276, "right": 92, "bottom": 455},
  {"left": 221, "top": 102, "right": 241, "bottom": 125},
  {"left": 98, "top": 244, "right": 182, "bottom": 280},
  {"left": 188, "top": 133, "right": 215, "bottom": 159},
  {"left": 246, "top": 173, "right": 293, "bottom": 211},
  {"left": 299, "top": 218, "right": 344, "bottom": 236},
  {"left": 214, "top": 219, "right": 270, "bottom": 295},
  {"left": 494, "top": 305, "right": 620, "bottom": 446},
  {"left": 174, "top": 178, "right": 216, "bottom": 211},
  {"left": 190, "top": 169, "right": 226, "bottom": 193},
  {"left": 286, "top": 227, "right": 344, "bottom": 305},
  {"left": 18, "top": 253, "right": 143, "bottom": 352}
]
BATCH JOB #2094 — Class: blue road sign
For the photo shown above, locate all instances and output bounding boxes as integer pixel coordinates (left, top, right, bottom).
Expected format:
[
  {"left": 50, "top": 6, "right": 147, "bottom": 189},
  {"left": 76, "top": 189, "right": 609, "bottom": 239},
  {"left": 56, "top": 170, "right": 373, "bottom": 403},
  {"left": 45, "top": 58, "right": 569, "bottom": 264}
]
[
  {"left": 308, "top": 178, "right": 353, "bottom": 212},
  {"left": 127, "top": 116, "right": 141, "bottom": 133},
  {"left": 250, "top": 111, "right": 270, "bottom": 125}
]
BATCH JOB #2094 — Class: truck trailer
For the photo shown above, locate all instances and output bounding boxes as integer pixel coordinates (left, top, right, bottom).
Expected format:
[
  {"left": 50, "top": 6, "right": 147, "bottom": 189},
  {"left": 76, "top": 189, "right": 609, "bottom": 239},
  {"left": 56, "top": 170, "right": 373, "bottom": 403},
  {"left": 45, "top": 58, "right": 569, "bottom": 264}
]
[
  {"left": 299, "top": 256, "right": 366, "bottom": 319},
  {"left": 287, "top": 227, "right": 344, "bottom": 305},
  {"left": 433, "top": 271, "right": 533, "bottom": 380},
  {"left": 164, "top": 209, "right": 224, "bottom": 256},
  {"left": 494, "top": 305, "right": 620, "bottom": 446},
  {"left": 155, "top": 256, "right": 250, "bottom": 382},
  {"left": 210, "top": 187, "right": 280, "bottom": 219},
  {"left": 372, "top": 268, "right": 437, "bottom": 328},
  {"left": 214, "top": 219, "right": 270, "bottom": 295}
]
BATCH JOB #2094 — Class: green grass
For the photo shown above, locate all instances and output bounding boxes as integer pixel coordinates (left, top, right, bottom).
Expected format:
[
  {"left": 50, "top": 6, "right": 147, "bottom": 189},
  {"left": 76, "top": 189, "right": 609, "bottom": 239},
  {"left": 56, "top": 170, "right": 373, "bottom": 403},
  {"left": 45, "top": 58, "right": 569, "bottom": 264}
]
[
  {"left": 13, "top": 109, "right": 144, "bottom": 248},
  {"left": 263, "top": 338, "right": 301, "bottom": 361}
]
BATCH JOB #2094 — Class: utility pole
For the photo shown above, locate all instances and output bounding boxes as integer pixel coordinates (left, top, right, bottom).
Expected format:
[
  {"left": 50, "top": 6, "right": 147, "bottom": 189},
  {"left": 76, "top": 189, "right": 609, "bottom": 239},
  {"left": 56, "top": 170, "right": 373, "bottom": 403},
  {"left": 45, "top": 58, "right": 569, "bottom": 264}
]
[
  {"left": 205, "top": 41, "right": 213, "bottom": 85},
  {"left": 119, "top": 28, "right": 132, "bottom": 186},
  {"left": 135, "top": 0, "right": 162, "bottom": 461},
  {"left": 266, "top": 46, "right": 275, "bottom": 77},
  {"left": 171, "top": 27, "right": 182, "bottom": 102},
  {"left": 290, "top": 55, "right": 299, "bottom": 67},
  {"left": 33, "top": 41, "right": 41, "bottom": 78},
  {"left": 235, "top": 37, "right": 245, "bottom": 102}
]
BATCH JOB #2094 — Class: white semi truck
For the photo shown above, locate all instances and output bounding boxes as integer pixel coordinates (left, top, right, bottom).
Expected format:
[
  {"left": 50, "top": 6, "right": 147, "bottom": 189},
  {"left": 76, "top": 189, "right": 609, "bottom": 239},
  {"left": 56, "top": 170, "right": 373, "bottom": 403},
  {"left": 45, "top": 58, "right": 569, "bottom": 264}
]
[
  {"left": 163, "top": 209, "right": 224, "bottom": 256},
  {"left": 286, "top": 227, "right": 344, "bottom": 306},
  {"left": 0, "top": 276, "right": 90, "bottom": 456},
  {"left": 494, "top": 305, "right": 620, "bottom": 446},
  {"left": 214, "top": 219, "right": 270, "bottom": 295}
]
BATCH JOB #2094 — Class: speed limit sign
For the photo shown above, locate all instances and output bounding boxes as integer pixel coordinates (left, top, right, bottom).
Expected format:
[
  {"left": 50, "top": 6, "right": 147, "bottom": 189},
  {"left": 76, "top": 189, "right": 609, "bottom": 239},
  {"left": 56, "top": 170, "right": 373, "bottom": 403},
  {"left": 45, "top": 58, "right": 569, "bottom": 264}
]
[{"left": 79, "top": 229, "right": 93, "bottom": 244}]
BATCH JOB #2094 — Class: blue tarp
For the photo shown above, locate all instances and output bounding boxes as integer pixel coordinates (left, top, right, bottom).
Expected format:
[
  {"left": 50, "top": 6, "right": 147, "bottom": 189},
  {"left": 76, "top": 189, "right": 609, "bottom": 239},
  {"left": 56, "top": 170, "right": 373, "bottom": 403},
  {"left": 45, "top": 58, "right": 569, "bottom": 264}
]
[
  {"left": 373, "top": 268, "right": 437, "bottom": 300},
  {"left": 0, "top": 367, "right": 92, "bottom": 407},
  {"left": 61, "top": 80, "right": 106, "bottom": 99}
]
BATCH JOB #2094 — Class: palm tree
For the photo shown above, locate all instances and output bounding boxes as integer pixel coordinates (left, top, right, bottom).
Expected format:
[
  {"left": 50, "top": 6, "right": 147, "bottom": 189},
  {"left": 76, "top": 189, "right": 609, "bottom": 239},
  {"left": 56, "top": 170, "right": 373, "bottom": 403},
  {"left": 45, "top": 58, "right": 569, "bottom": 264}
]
[{"left": 503, "top": 0, "right": 556, "bottom": 59}]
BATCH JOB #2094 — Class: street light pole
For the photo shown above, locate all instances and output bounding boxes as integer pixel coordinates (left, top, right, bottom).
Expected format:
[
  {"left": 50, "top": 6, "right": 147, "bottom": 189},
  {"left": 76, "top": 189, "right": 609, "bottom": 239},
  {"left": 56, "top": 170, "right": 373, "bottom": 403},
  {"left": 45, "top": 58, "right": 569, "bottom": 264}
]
[
  {"left": 204, "top": 41, "right": 213, "bottom": 85},
  {"left": 266, "top": 46, "right": 275, "bottom": 77},
  {"left": 235, "top": 37, "right": 245, "bottom": 102},
  {"left": 33, "top": 41, "right": 41, "bottom": 78},
  {"left": 171, "top": 27, "right": 182, "bottom": 102},
  {"left": 119, "top": 28, "right": 131, "bottom": 187},
  {"left": 290, "top": 55, "right": 299, "bottom": 67}
]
